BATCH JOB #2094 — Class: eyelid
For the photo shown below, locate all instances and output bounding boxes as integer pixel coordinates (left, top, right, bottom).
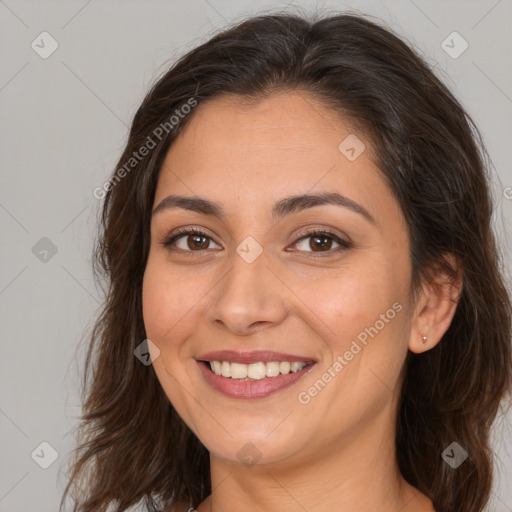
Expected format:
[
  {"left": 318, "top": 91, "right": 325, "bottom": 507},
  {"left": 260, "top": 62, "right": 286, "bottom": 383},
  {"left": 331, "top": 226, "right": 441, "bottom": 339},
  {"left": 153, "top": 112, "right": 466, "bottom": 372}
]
[
  {"left": 292, "top": 226, "right": 350, "bottom": 245},
  {"left": 288, "top": 227, "right": 351, "bottom": 257},
  {"left": 159, "top": 225, "right": 351, "bottom": 256},
  {"left": 159, "top": 225, "right": 219, "bottom": 250}
]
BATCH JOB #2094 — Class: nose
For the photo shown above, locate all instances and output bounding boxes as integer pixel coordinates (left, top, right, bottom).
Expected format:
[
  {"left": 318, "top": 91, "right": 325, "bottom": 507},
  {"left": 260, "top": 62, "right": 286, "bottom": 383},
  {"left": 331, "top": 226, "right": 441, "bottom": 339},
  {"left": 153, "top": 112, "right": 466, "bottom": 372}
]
[{"left": 208, "top": 247, "right": 288, "bottom": 336}]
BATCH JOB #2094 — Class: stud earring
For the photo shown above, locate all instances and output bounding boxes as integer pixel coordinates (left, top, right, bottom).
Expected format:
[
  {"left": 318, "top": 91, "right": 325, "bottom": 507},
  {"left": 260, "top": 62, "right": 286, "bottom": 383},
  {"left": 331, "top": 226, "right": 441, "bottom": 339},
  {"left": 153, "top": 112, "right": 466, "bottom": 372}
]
[{"left": 421, "top": 335, "right": 428, "bottom": 344}]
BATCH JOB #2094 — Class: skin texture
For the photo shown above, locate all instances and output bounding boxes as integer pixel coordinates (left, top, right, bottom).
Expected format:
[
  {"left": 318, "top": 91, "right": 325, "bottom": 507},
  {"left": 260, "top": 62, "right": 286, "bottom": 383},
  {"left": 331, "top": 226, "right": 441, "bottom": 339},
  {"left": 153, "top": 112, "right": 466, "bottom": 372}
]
[{"left": 142, "top": 91, "right": 460, "bottom": 512}]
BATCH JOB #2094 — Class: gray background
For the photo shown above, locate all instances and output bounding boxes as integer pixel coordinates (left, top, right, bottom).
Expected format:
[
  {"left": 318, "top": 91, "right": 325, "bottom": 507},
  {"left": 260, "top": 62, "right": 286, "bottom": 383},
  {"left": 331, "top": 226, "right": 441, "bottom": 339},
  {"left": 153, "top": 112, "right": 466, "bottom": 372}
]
[{"left": 0, "top": 1, "right": 511, "bottom": 511}]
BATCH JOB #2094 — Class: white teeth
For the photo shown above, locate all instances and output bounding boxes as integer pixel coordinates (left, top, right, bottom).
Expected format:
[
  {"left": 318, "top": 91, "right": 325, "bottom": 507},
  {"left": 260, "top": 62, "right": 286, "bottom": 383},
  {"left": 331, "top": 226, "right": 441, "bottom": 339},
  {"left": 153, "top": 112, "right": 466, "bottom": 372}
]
[
  {"left": 230, "top": 362, "right": 247, "bottom": 379},
  {"left": 266, "top": 361, "right": 281, "bottom": 377},
  {"left": 247, "top": 362, "right": 266, "bottom": 380},
  {"left": 212, "top": 361, "right": 222, "bottom": 375},
  {"left": 208, "top": 360, "right": 308, "bottom": 379},
  {"left": 290, "top": 362, "right": 304, "bottom": 372},
  {"left": 279, "top": 361, "right": 291, "bottom": 374},
  {"left": 221, "top": 361, "right": 231, "bottom": 378}
]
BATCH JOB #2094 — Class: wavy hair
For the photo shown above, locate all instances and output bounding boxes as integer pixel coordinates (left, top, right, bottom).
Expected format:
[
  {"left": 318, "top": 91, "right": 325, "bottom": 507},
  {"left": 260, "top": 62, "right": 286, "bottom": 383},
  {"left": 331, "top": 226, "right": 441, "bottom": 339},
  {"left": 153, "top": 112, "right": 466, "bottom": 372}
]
[{"left": 61, "top": 10, "right": 512, "bottom": 512}]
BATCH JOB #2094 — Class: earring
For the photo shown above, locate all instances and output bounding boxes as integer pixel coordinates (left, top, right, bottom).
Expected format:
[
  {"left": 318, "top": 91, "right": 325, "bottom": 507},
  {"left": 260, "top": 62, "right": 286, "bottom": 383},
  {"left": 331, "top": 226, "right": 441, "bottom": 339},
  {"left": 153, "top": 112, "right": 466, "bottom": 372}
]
[{"left": 421, "top": 335, "right": 427, "bottom": 344}]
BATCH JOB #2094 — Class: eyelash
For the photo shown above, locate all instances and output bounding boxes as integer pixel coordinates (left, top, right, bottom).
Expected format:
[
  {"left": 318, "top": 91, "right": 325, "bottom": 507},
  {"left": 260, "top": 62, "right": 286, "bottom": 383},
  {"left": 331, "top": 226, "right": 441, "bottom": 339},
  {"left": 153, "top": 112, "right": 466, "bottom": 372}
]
[{"left": 160, "top": 226, "right": 351, "bottom": 258}]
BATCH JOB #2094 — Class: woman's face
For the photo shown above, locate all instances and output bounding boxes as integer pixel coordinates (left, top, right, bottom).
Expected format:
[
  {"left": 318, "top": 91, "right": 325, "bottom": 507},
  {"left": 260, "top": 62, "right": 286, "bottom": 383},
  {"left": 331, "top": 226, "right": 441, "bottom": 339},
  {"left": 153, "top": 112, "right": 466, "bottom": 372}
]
[{"left": 142, "top": 91, "right": 415, "bottom": 468}]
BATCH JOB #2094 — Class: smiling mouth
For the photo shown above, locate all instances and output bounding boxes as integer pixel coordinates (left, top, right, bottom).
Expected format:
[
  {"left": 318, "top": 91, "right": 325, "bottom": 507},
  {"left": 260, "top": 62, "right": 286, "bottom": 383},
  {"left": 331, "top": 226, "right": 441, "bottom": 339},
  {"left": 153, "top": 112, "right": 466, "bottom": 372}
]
[
  {"left": 200, "top": 360, "right": 316, "bottom": 380},
  {"left": 196, "top": 353, "right": 317, "bottom": 399}
]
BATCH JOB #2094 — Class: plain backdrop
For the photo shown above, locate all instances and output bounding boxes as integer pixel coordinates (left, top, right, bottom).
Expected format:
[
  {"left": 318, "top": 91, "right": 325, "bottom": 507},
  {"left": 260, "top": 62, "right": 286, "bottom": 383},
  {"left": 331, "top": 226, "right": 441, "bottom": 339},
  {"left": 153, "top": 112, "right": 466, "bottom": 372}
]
[{"left": 0, "top": 1, "right": 511, "bottom": 511}]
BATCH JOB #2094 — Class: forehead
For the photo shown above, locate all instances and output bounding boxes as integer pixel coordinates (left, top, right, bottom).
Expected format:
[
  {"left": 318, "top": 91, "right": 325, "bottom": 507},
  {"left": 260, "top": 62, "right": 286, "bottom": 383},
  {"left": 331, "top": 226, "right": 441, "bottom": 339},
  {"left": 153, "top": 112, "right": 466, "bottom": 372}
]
[
  {"left": 155, "top": 91, "right": 392, "bottom": 220},
  {"left": 168, "top": 91, "right": 365, "bottom": 161}
]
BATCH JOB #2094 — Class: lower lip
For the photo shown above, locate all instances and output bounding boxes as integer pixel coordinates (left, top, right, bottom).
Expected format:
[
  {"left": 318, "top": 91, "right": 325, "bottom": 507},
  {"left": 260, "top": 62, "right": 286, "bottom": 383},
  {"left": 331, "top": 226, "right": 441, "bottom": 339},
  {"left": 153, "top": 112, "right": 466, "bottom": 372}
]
[{"left": 197, "top": 361, "right": 315, "bottom": 399}]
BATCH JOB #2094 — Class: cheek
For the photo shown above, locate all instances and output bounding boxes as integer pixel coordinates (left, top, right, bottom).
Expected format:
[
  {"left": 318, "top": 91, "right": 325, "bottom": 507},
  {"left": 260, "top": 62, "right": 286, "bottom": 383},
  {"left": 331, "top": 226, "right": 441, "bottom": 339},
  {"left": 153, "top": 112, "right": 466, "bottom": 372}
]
[
  {"left": 142, "top": 266, "right": 176, "bottom": 342},
  {"left": 300, "top": 258, "right": 410, "bottom": 398},
  {"left": 141, "top": 256, "right": 208, "bottom": 344},
  {"left": 142, "top": 258, "right": 203, "bottom": 428},
  {"left": 295, "top": 266, "right": 409, "bottom": 428},
  {"left": 305, "top": 262, "right": 404, "bottom": 337}
]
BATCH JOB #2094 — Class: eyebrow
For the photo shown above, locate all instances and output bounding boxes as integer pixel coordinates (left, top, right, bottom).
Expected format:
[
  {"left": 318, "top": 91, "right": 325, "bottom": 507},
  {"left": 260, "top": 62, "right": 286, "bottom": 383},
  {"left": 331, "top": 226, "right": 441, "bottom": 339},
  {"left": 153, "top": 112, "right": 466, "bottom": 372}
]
[{"left": 152, "top": 192, "right": 375, "bottom": 224}]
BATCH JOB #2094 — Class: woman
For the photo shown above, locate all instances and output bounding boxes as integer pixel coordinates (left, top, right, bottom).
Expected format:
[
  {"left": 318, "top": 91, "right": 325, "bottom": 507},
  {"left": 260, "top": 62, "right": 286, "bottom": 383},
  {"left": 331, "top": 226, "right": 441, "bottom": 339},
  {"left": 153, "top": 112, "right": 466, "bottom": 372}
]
[{"left": 61, "top": 10, "right": 512, "bottom": 512}]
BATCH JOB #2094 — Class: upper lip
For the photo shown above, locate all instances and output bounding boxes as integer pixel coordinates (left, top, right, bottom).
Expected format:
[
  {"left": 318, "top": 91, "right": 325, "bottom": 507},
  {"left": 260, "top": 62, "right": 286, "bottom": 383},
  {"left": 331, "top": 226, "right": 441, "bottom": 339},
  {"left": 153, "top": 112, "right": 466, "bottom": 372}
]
[{"left": 196, "top": 350, "right": 316, "bottom": 365}]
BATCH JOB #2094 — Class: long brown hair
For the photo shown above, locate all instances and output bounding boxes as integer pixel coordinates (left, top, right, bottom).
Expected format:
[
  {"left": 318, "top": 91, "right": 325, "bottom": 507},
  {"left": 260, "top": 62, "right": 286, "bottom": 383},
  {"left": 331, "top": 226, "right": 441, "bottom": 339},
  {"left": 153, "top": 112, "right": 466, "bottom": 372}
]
[{"left": 61, "top": 10, "right": 512, "bottom": 512}]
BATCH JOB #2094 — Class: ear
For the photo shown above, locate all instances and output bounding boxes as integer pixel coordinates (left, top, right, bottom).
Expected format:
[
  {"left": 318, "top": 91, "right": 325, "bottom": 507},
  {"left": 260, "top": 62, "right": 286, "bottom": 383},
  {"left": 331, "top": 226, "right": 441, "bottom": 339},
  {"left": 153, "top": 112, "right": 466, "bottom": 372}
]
[{"left": 409, "top": 254, "right": 463, "bottom": 354}]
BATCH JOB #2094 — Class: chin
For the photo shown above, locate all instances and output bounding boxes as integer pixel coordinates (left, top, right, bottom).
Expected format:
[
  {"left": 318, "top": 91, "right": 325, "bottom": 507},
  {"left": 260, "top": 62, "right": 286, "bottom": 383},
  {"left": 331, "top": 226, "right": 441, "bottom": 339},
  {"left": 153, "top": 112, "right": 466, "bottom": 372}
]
[{"left": 196, "top": 420, "right": 313, "bottom": 468}]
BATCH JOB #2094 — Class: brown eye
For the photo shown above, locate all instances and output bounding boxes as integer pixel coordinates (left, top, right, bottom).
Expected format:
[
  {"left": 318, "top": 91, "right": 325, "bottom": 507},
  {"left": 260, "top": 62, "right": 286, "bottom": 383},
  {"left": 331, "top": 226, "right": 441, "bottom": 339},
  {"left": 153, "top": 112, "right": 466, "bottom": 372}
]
[
  {"left": 185, "top": 234, "right": 210, "bottom": 250},
  {"left": 308, "top": 234, "right": 334, "bottom": 252},
  {"left": 161, "top": 229, "right": 222, "bottom": 252},
  {"left": 292, "top": 230, "right": 351, "bottom": 256}
]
